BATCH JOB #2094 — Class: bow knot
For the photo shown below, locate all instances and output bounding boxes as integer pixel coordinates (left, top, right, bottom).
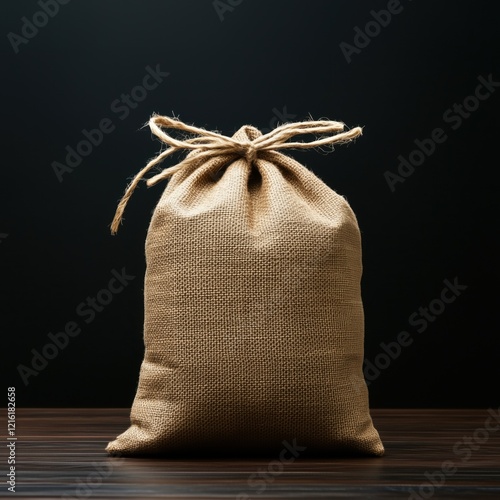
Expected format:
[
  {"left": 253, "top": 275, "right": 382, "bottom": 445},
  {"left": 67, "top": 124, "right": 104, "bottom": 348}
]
[
  {"left": 238, "top": 140, "right": 257, "bottom": 163},
  {"left": 111, "top": 115, "right": 362, "bottom": 234}
]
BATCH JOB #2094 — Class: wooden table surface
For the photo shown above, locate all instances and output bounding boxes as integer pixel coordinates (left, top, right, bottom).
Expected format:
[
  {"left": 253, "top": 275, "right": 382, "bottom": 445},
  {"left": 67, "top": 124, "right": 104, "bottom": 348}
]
[{"left": 2, "top": 408, "right": 500, "bottom": 499}]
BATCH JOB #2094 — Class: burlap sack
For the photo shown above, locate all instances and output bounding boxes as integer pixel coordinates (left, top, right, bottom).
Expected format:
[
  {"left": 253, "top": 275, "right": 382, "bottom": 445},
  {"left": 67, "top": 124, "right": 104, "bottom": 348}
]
[{"left": 107, "top": 116, "right": 384, "bottom": 457}]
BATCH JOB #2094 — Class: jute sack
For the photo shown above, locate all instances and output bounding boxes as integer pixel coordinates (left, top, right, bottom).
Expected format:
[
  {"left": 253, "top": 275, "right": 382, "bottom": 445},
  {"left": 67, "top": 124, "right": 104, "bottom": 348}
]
[{"left": 106, "top": 115, "right": 384, "bottom": 457}]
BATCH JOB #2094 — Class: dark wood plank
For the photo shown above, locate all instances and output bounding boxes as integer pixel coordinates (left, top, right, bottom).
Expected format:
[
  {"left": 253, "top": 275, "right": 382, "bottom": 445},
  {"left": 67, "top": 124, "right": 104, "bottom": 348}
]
[{"left": 2, "top": 408, "right": 500, "bottom": 499}]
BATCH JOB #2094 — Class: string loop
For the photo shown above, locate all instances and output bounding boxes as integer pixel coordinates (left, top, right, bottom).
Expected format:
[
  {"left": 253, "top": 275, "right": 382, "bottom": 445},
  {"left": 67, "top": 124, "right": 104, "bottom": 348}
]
[{"left": 110, "top": 115, "right": 362, "bottom": 234}]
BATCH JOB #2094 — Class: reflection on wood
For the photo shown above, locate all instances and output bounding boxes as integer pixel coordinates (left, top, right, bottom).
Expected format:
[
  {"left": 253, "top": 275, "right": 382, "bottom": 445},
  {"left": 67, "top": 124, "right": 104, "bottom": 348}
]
[{"left": 3, "top": 408, "right": 500, "bottom": 499}]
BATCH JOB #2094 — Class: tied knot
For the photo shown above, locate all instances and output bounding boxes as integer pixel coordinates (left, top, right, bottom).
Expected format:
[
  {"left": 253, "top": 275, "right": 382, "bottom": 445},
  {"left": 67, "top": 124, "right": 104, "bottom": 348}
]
[
  {"left": 111, "top": 114, "right": 363, "bottom": 234},
  {"left": 239, "top": 140, "right": 257, "bottom": 163}
]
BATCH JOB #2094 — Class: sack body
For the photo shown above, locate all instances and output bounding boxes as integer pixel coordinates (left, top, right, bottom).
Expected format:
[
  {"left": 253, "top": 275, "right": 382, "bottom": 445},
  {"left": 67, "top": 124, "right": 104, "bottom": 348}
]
[{"left": 107, "top": 119, "right": 384, "bottom": 457}]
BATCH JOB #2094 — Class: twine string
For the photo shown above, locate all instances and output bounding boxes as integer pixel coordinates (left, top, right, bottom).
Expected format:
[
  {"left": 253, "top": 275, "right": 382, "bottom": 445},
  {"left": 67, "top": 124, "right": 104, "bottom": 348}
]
[{"left": 110, "top": 114, "right": 362, "bottom": 234}]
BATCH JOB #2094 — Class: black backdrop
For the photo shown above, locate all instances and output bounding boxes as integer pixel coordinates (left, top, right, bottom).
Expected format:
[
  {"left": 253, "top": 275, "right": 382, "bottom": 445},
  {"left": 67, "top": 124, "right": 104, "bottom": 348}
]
[{"left": 1, "top": 0, "right": 499, "bottom": 408}]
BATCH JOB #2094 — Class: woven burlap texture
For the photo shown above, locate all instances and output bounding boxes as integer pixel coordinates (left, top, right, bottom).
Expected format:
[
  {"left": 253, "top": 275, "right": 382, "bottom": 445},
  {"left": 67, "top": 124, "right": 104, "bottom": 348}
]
[{"left": 106, "top": 118, "right": 384, "bottom": 456}]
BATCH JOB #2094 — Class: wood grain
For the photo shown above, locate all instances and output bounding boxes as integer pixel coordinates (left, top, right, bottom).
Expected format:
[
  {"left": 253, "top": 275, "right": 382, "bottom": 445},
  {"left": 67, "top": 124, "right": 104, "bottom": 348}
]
[{"left": 2, "top": 408, "right": 500, "bottom": 499}]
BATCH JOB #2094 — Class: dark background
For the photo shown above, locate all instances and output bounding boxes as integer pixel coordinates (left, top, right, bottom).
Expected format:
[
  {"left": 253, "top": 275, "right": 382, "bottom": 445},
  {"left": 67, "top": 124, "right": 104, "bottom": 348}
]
[{"left": 1, "top": 0, "right": 499, "bottom": 408}]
